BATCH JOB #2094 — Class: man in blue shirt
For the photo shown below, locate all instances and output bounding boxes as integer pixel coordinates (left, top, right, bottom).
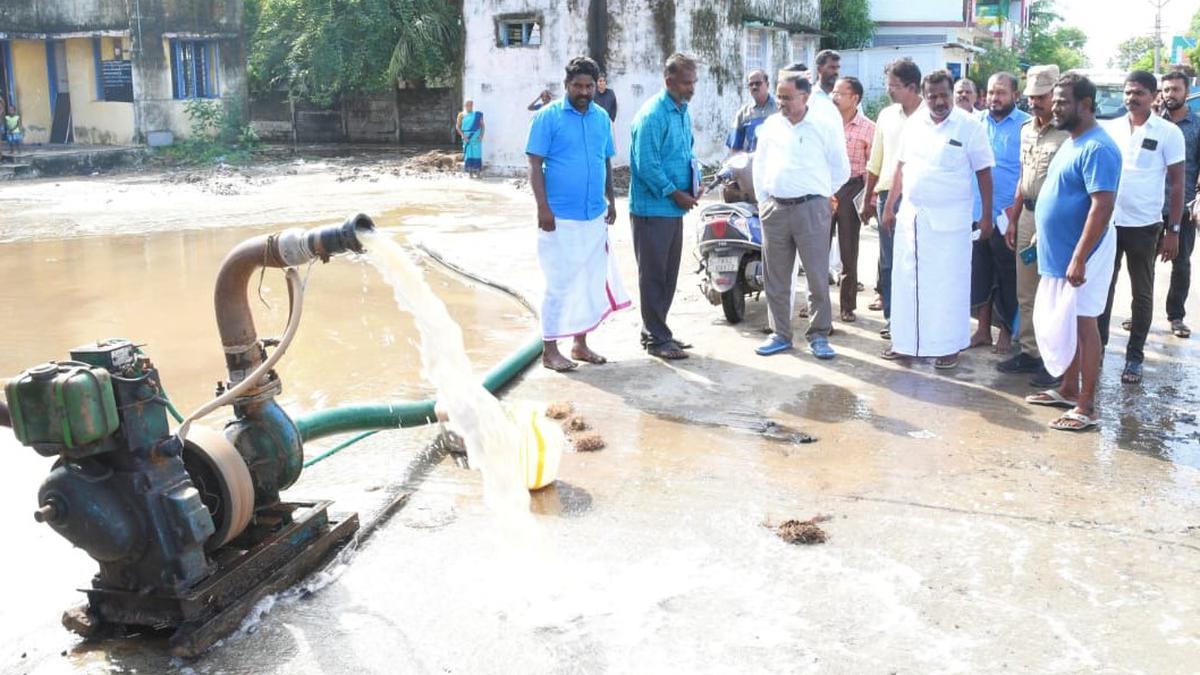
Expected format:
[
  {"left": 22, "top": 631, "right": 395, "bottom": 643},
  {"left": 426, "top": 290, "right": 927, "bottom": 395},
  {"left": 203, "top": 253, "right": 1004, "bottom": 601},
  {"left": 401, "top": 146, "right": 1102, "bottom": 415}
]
[
  {"left": 1027, "top": 74, "right": 1122, "bottom": 432},
  {"left": 629, "top": 53, "right": 699, "bottom": 360},
  {"left": 527, "top": 56, "right": 631, "bottom": 372},
  {"left": 970, "top": 72, "right": 1030, "bottom": 353},
  {"left": 1160, "top": 70, "right": 1200, "bottom": 339}
]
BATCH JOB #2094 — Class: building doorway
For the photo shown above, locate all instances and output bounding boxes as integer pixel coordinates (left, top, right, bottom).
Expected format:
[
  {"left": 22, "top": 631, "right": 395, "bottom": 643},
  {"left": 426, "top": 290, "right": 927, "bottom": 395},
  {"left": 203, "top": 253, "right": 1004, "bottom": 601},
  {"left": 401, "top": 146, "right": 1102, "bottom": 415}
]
[{"left": 47, "top": 40, "right": 73, "bottom": 143}]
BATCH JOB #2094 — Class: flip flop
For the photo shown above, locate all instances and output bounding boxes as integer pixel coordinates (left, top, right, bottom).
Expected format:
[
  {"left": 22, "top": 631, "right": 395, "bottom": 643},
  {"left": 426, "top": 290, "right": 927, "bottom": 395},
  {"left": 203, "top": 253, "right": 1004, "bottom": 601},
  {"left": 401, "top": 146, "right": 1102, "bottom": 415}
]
[
  {"left": 648, "top": 341, "right": 689, "bottom": 360},
  {"left": 1049, "top": 410, "right": 1098, "bottom": 432},
  {"left": 868, "top": 297, "right": 883, "bottom": 311},
  {"left": 543, "top": 358, "right": 578, "bottom": 372},
  {"left": 880, "top": 347, "right": 903, "bottom": 360},
  {"left": 1120, "top": 361, "right": 1143, "bottom": 385},
  {"left": 934, "top": 355, "right": 959, "bottom": 370},
  {"left": 1121, "top": 318, "right": 1133, "bottom": 331},
  {"left": 1171, "top": 320, "right": 1191, "bottom": 338},
  {"left": 840, "top": 310, "right": 857, "bottom": 322},
  {"left": 1025, "top": 389, "right": 1077, "bottom": 409},
  {"left": 571, "top": 350, "right": 608, "bottom": 365}
]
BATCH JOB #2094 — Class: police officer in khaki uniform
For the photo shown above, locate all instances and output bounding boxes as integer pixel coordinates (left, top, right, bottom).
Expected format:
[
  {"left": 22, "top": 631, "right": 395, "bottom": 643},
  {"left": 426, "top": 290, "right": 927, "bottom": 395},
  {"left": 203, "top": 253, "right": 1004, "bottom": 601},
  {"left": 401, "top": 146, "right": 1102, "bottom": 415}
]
[{"left": 998, "top": 65, "right": 1071, "bottom": 386}]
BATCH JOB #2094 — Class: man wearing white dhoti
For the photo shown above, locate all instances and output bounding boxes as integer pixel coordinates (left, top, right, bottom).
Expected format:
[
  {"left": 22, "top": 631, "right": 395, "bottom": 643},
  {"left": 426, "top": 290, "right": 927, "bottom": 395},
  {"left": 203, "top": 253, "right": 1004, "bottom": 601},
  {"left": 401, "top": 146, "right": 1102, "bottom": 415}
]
[
  {"left": 1024, "top": 73, "right": 1122, "bottom": 432},
  {"left": 881, "top": 70, "right": 995, "bottom": 369},
  {"left": 527, "top": 56, "right": 631, "bottom": 372}
]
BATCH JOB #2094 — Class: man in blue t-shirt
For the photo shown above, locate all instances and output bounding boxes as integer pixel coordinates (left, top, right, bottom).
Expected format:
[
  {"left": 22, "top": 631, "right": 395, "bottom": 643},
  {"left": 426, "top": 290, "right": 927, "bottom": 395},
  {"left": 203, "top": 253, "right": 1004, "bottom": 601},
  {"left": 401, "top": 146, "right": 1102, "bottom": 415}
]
[
  {"left": 1027, "top": 73, "right": 1122, "bottom": 432},
  {"left": 526, "top": 56, "right": 631, "bottom": 372}
]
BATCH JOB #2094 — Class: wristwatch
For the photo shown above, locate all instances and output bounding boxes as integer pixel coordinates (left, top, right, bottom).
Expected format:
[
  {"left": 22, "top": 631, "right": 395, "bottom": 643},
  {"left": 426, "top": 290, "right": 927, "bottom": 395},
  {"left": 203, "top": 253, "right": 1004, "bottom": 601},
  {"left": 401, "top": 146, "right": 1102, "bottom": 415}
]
[{"left": 1167, "top": 223, "right": 1181, "bottom": 234}]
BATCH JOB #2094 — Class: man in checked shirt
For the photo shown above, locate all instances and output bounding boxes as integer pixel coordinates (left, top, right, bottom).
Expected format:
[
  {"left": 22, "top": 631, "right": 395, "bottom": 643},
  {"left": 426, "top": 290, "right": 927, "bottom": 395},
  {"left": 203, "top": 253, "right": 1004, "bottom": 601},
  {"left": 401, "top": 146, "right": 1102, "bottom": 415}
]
[{"left": 830, "top": 76, "right": 875, "bottom": 322}]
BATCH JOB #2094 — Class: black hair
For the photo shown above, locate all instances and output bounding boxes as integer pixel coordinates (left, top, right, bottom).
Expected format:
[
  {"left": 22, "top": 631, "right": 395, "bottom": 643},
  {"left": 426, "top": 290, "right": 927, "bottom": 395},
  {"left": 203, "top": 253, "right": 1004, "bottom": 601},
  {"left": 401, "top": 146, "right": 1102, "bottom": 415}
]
[
  {"left": 779, "top": 72, "right": 812, "bottom": 93},
  {"left": 816, "top": 50, "right": 841, "bottom": 67},
  {"left": 1162, "top": 70, "right": 1190, "bottom": 86},
  {"left": 1125, "top": 69, "right": 1158, "bottom": 93},
  {"left": 785, "top": 62, "right": 808, "bottom": 73},
  {"left": 839, "top": 76, "right": 864, "bottom": 100},
  {"left": 922, "top": 70, "right": 954, "bottom": 93},
  {"left": 989, "top": 71, "right": 1020, "bottom": 94},
  {"left": 565, "top": 56, "right": 601, "bottom": 83},
  {"left": 885, "top": 58, "right": 921, "bottom": 90},
  {"left": 1056, "top": 73, "right": 1098, "bottom": 113}
]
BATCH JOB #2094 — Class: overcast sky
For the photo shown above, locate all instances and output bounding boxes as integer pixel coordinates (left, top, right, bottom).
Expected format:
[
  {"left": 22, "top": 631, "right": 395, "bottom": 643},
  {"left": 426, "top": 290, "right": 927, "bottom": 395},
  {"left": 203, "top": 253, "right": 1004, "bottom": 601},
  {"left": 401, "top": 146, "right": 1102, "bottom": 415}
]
[{"left": 1055, "top": 0, "right": 1196, "bottom": 68}]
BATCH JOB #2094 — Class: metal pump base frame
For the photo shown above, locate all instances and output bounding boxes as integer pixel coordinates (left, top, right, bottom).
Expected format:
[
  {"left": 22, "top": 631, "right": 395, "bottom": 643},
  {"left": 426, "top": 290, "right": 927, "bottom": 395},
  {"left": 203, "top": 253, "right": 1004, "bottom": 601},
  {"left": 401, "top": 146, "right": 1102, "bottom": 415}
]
[{"left": 63, "top": 500, "right": 359, "bottom": 658}]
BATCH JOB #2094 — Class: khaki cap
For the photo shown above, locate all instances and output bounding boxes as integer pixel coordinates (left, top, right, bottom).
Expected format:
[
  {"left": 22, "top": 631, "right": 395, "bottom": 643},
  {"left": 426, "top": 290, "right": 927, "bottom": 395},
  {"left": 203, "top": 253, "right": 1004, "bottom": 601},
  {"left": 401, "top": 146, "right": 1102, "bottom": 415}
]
[{"left": 1024, "top": 65, "right": 1060, "bottom": 96}]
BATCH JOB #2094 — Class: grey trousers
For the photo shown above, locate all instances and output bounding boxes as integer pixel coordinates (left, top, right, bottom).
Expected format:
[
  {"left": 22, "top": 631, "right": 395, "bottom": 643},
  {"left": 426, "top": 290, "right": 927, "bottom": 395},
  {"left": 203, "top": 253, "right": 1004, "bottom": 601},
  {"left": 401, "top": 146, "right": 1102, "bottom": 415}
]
[
  {"left": 761, "top": 196, "right": 834, "bottom": 343},
  {"left": 630, "top": 214, "right": 684, "bottom": 347}
]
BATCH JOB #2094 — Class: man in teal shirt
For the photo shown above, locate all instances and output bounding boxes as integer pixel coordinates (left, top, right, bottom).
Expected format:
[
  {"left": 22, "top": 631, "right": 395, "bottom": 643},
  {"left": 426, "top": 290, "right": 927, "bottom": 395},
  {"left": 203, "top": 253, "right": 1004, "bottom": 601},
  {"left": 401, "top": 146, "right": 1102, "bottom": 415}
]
[{"left": 629, "top": 53, "right": 699, "bottom": 360}]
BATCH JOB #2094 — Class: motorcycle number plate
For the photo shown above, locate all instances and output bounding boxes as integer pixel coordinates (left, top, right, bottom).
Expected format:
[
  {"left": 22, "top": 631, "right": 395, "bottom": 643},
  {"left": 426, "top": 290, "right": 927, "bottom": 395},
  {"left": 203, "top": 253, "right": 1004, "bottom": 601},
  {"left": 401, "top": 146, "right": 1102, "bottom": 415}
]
[{"left": 711, "top": 256, "right": 740, "bottom": 273}]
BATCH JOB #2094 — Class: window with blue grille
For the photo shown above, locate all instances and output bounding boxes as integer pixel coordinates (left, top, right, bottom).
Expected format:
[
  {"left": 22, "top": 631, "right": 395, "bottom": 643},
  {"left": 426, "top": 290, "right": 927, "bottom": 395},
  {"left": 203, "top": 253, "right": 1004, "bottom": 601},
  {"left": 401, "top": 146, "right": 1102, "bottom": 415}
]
[
  {"left": 169, "top": 39, "right": 221, "bottom": 99},
  {"left": 497, "top": 18, "right": 541, "bottom": 47}
]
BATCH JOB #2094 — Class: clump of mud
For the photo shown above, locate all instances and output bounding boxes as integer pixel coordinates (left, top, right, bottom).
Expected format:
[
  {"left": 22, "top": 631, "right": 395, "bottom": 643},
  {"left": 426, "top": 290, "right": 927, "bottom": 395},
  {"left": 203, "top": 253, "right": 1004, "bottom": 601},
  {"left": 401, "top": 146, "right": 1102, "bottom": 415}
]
[
  {"left": 572, "top": 432, "right": 605, "bottom": 452},
  {"left": 404, "top": 150, "right": 461, "bottom": 173},
  {"left": 564, "top": 414, "right": 590, "bottom": 432},
  {"left": 769, "top": 515, "right": 831, "bottom": 545},
  {"left": 161, "top": 163, "right": 271, "bottom": 195},
  {"left": 546, "top": 402, "right": 574, "bottom": 419}
]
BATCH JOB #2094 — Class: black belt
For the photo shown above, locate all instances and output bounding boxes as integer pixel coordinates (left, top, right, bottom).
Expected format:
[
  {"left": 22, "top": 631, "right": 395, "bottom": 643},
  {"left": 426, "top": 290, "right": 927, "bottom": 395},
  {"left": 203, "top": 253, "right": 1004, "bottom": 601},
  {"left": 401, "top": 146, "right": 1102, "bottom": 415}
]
[
  {"left": 773, "top": 194, "right": 822, "bottom": 206},
  {"left": 1023, "top": 197, "right": 1037, "bottom": 212}
]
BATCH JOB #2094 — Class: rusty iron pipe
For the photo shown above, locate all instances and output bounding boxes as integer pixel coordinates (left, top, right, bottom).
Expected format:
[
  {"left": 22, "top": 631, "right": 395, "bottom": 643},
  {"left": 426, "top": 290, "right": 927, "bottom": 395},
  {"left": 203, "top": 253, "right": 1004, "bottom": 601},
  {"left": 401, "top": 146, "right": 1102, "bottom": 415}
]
[{"left": 214, "top": 214, "right": 375, "bottom": 383}]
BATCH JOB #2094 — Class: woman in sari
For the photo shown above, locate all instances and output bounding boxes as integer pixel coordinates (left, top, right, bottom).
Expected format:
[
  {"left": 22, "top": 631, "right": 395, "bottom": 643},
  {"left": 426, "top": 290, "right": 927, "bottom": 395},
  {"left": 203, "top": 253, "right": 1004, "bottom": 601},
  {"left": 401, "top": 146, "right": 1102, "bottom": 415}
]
[{"left": 455, "top": 100, "right": 485, "bottom": 177}]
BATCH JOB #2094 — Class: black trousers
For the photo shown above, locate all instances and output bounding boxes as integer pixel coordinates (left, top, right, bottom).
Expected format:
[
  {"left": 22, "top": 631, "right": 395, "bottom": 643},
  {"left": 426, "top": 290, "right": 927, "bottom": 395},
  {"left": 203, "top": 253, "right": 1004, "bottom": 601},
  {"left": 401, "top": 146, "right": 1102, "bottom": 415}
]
[
  {"left": 1099, "top": 224, "right": 1162, "bottom": 363},
  {"left": 1166, "top": 211, "right": 1196, "bottom": 322},
  {"left": 969, "top": 226, "right": 1018, "bottom": 331},
  {"left": 831, "top": 176, "right": 865, "bottom": 312},
  {"left": 631, "top": 214, "right": 683, "bottom": 347}
]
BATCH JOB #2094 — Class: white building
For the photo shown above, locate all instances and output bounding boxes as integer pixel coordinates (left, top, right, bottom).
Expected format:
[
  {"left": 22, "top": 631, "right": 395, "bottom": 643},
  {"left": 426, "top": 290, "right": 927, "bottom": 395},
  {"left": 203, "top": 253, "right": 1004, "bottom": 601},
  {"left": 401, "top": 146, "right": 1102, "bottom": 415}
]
[{"left": 461, "top": 0, "right": 821, "bottom": 171}]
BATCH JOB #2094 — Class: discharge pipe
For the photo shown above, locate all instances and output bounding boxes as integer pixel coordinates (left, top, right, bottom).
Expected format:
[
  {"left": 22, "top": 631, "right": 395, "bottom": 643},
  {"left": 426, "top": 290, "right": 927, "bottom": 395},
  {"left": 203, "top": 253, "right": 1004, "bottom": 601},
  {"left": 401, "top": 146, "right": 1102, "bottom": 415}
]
[{"left": 215, "top": 214, "right": 375, "bottom": 383}]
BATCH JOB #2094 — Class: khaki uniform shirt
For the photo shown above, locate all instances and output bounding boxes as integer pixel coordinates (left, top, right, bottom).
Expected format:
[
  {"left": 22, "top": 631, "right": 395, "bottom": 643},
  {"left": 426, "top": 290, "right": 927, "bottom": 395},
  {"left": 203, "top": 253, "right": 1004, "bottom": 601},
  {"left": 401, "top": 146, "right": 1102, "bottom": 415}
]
[{"left": 1018, "top": 116, "right": 1069, "bottom": 201}]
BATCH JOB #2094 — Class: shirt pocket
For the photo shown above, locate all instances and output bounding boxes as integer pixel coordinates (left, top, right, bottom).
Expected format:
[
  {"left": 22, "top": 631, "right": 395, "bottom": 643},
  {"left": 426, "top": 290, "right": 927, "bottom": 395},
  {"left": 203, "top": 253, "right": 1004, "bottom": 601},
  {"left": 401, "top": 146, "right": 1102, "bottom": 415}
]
[
  {"left": 936, "top": 141, "right": 967, "bottom": 170},
  {"left": 1135, "top": 143, "right": 1158, "bottom": 170}
]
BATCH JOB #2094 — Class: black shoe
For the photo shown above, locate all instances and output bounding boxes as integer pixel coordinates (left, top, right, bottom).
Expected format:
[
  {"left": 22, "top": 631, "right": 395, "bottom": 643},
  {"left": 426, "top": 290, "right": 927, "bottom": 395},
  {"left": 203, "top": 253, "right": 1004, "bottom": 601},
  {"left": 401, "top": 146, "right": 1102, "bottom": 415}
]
[
  {"left": 1029, "top": 367, "right": 1062, "bottom": 388},
  {"left": 997, "top": 352, "right": 1042, "bottom": 374}
]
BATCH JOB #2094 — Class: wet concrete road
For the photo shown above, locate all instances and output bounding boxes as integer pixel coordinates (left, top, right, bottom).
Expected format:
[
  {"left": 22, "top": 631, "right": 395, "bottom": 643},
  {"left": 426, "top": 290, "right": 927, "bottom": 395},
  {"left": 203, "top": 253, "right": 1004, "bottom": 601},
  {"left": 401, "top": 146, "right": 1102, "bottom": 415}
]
[{"left": 1, "top": 164, "right": 1198, "bottom": 674}]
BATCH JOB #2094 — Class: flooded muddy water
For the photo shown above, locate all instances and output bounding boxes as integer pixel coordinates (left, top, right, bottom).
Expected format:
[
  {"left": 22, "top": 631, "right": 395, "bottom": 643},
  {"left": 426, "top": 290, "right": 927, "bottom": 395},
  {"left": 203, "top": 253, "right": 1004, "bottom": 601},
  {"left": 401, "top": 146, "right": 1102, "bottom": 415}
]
[{"left": 2, "top": 168, "right": 1199, "bottom": 674}]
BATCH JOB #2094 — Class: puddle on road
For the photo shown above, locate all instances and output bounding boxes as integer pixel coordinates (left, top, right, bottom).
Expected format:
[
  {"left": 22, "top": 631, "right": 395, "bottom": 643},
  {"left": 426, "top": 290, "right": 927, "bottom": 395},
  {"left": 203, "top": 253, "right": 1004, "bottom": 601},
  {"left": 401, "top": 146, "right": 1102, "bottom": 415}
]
[{"left": 0, "top": 220, "right": 533, "bottom": 665}]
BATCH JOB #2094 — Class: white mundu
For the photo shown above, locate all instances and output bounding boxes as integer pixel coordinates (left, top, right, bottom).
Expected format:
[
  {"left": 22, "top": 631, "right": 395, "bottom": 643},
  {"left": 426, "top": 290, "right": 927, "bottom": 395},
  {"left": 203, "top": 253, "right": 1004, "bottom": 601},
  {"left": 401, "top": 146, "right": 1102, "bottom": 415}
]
[
  {"left": 890, "top": 106, "right": 995, "bottom": 356},
  {"left": 1102, "top": 113, "right": 1186, "bottom": 227}
]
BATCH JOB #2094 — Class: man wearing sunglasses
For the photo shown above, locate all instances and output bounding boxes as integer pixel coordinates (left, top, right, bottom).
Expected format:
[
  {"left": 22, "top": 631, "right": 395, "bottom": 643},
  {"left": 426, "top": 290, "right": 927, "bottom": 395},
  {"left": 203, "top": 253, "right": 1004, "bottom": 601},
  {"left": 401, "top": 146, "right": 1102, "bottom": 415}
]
[{"left": 728, "top": 69, "right": 777, "bottom": 154}]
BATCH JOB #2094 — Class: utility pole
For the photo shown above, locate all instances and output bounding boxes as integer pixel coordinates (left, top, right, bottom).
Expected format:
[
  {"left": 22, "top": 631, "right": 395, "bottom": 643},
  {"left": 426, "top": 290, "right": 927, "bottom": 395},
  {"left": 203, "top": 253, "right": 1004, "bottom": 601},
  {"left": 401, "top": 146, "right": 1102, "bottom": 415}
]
[{"left": 1149, "top": 0, "right": 1171, "bottom": 74}]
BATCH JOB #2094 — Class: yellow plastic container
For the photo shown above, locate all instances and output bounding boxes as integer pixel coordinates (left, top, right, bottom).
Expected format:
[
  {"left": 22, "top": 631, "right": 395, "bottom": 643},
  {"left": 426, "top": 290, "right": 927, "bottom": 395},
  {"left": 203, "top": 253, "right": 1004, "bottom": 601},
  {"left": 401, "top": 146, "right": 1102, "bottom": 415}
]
[{"left": 509, "top": 402, "right": 563, "bottom": 491}]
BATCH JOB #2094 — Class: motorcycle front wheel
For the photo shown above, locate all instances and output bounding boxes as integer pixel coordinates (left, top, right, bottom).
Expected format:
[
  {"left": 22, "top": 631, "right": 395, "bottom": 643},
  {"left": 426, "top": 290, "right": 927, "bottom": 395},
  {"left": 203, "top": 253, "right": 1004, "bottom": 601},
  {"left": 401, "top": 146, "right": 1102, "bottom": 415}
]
[{"left": 721, "top": 283, "right": 746, "bottom": 324}]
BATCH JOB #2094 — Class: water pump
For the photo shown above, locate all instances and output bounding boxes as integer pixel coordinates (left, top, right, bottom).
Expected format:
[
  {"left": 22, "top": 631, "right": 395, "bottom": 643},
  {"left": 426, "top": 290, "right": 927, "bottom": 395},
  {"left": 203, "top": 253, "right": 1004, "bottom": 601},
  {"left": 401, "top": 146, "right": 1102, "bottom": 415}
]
[{"left": 0, "top": 215, "right": 376, "bottom": 656}]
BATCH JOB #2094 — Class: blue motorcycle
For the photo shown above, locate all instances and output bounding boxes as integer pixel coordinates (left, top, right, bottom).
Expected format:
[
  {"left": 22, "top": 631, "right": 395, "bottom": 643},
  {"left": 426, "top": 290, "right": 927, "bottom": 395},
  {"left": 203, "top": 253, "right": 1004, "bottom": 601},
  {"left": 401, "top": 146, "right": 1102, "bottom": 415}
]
[{"left": 695, "top": 154, "right": 763, "bottom": 324}]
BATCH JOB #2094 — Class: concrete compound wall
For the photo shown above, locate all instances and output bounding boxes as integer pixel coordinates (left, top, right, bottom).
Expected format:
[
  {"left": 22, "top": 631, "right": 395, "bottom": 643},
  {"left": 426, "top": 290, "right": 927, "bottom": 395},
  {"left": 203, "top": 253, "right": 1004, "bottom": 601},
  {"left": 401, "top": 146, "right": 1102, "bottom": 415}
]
[
  {"left": 462, "top": 0, "right": 820, "bottom": 171},
  {"left": 250, "top": 88, "right": 456, "bottom": 144}
]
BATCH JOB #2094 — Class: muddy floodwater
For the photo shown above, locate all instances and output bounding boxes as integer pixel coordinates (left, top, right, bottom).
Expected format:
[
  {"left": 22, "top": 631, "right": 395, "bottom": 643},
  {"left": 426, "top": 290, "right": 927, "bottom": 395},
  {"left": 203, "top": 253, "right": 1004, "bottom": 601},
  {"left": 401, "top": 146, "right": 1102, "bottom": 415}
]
[{"left": 2, "top": 162, "right": 1199, "bottom": 674}]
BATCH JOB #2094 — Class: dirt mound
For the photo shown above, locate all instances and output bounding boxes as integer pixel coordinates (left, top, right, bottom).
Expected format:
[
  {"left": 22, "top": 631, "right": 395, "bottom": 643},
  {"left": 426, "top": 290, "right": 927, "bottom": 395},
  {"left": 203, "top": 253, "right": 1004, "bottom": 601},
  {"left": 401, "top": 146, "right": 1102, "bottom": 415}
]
[
  {"left": 772, "top": 515, "right": 832, "bottom": 545},
  {"left": 405, "top": 150, "right": 461, "bottom": 173}
]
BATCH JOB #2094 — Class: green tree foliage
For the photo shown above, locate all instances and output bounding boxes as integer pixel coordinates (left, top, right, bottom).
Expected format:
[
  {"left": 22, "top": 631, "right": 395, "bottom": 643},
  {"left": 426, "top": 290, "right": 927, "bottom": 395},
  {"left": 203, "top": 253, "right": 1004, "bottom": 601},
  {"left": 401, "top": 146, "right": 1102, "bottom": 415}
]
[
  {"left": 1109, "top": 35, "right": 1162, "bottom": 71},
  {"left": 819, "top": 0, "right": 874, "bottom": 50},
  {"left": 246, "top": 0, "right": 462, "bottom": 104},
  {"left": 970, "top": 45, "right": 1022, "bottom": 92},
  {"left": 1022, "top": 0, "right": 1087, "bottom": 71}
]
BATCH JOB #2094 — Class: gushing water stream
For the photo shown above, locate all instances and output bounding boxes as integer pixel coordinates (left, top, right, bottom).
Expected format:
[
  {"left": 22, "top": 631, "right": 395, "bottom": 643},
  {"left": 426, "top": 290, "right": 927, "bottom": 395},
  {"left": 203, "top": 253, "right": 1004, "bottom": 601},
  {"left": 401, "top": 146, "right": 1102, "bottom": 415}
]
[{"left": 360, "top": 230, "right": 531, "bottom": 517}]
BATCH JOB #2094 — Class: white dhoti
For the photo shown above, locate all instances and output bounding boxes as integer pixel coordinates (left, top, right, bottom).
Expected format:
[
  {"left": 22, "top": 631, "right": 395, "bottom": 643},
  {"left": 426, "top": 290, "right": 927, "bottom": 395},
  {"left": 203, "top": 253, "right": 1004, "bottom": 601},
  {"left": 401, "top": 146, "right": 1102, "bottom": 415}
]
[
  {"left": 537, "top": 215, "right": 631, "bottom": 340},
  {"left": 890, "top": 204, "right": 972, "bottom": 356},
  {"left": 1032, "top": 226, "right": 1117, "bottom": 377}
]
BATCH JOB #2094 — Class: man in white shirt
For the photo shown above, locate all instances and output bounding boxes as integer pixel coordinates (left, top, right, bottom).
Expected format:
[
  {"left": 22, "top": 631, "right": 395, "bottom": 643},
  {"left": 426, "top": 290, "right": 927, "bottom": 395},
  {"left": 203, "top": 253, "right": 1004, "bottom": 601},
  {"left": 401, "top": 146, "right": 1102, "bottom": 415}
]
[
  {"left": 752, "top": 70, "right": 851, "bottom": 359},
  {"left": 882, "top": 70, "right": 995, "bottom": 368},
  {"left": 1097, "top": 70, "right": 1186, "bottom": 384},
  {"left": 861, "top": 58, "right": 924, "bottom": 338}
]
